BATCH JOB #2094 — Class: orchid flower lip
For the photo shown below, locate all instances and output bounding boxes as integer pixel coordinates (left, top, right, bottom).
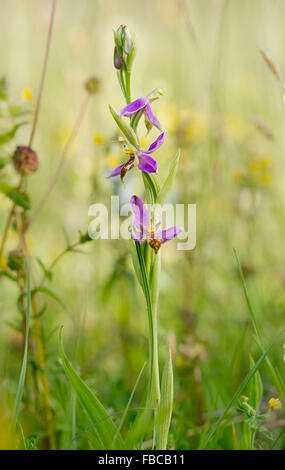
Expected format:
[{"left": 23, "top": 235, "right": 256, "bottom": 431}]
[
  {"left": 130, "top": 195, "right": 183, "bottom": 252},
  {"left": 108, "top": 130, "right": 165, "bottom": 180}
]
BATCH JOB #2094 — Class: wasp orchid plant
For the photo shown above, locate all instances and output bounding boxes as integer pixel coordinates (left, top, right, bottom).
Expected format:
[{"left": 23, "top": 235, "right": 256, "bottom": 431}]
[
  {"left": 58, "top": 25, "right": 183, "bottom": 451},
  {"left": 104, "top": 24, "right": 178, "bottom": 446}
]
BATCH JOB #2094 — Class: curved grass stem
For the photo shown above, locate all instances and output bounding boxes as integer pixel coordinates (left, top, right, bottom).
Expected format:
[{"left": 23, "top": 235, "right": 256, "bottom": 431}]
[
  {"left": 27, "top": 94, "right": 90, "bottom": 230},
  {"left": 28, "top": 0, "right": 57, "bottom": 148}
]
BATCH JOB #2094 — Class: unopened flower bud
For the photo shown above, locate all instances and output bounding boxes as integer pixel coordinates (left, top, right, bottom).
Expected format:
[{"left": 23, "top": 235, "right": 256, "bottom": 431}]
[
  {"left": 8, "top": 249, "right": 24, "bottom": 271},
  {"left": 122, "top": 26, "right": 134, "bottom": 55},
  {"left": 85, "top": 76, "right": 101, "bottom": 95},
  {"left": 12, "top": 146, "right": 38, "bottom": 175},
  {"left": 114, "top": 25, "right": 124, "bottom": 49},
  {"left": 114, "top": 25, "right": 135, "bottom": 56},
  {"left": 113, "top": 47, "right": 123, "bottom": 70}
]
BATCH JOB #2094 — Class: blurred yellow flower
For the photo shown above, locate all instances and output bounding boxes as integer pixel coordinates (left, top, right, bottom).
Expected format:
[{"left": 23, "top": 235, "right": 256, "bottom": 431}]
[
  {"left": 106, "top": 152, "right": 119, "bottom": 168},
  {"left": 259, "top": 154, "right": 272, "bottom": 169},
  {"left": 22, "top": 87, "right": 32, "bottom": 101},
  {"left": 260, "top": 172, "right": 273, "bottom": 186},
  {"left": 233, "top": 171, "right": 245, "bottom": 183},
  {"left": 161, "top": 105, "right": 207, "bottom": 143},
  {"left": 224, "top": 114, "right": 248, "bottom": 141},
  {"left": 0, "top": 417, "right": 14, "bottom": 449},
  {"left": 56, "top": 125, "right": 71, "bottom": 148},
  {"left": 0, "top": 255, "right": 7, "bottom": 269},
  {"left": 249, "top": 161, "right": 261, "bottom": 173},
  {"left": 249, "top": 155, "right": 272, "bottom": 174},
  {"left": 268, "top": 397, "right": 282, "bottom": 409},
  {"left": 176, "top": 355, "right": 187, "bottom": 369},
  {"left": 93, "top": 133, "right": 105, "bottom": 146},
  {"left": 184, "top": 110, "right": 207, "bottom": 142}
]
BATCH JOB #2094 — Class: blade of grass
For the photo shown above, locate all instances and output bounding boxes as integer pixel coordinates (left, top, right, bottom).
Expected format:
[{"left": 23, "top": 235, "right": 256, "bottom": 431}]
[
  {"left": 156, "top": 348, "right": 174, "bottom": 450},
  {"left": 234, "top": 248, "right": 285, "bottom": 406},
  {"left": 11, "top": 260, "right": 31, "bottom": 429},
  {"left": 134, "top": 241, "right": 154, "bottom": 400},
  {"left": 112, "top": 362, "right": 146, "bottom": 447},
  {"left": 58, "top": 326, "right": 124, "bottom": 449},
  {"left": 202, "top": 326, "right": 285, "bottom": 449}
]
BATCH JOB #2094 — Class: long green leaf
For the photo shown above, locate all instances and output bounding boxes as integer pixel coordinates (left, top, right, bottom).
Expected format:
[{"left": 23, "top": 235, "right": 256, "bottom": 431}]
[
  {"left": 248, "top": 354, "right": 263, "bottom": 410},
  {"left": 32, "top": 286, "right": 73, "bottom": 321},
  {"left": 112, "top": 362, "right": 146, "bottom": 447},
  {"left": 202, "top": 326, "right": 285, "bottom": 449},
  {"left": 234, "top": 248, "right": 285, "bottom": 406},
  {"left": 156, "top": 348, "right": 173, "bottom": 450},
  {"left": 0, "top": 122, "right": 27, "bottom": 145},
  {"left": 0, "top": 182, "right": 31, "bottom": 210},
  {"left": 135, "top": 241, "right": 154, "bottom": 399},
  {"left": 11, "top": 260, "right": 31, "bottom": 428},
  {"left": 58, "top": 327, "right": 124, "bottom": 449},
  {"left": 157, "top": 150, "right": 180, "bottom": 205},
  {"left": 109, "top": 105, "right": 138, "bottom": 148}
]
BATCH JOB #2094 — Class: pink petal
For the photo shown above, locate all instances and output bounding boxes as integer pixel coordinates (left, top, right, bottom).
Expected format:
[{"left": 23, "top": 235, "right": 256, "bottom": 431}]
[
  {"left": 145, "top": 131, "right": 166, "bottom": 154},
  {"left": 131, "top": 195, "right": 150, "bottom": 230},
  {"left": 107, "top": 163, "right": 126, "bottom": 178},
  {"left": 131, "top": 229, "right": 146, "bottom": 243},
  {"left": 156, "top": 226, "right": 183, "bottom": 243},
  {"left": 137, "top": 153, "right": 158, "bottom": 173},
  {"left": 119, "top": 97, "right": 149, "bottom": 117},
  {"left": 145, "top": 104, "right": 162, "bottom": 131}
]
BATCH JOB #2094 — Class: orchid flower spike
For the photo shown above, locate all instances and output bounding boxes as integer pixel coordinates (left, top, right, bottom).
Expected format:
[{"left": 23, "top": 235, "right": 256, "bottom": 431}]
[
  {"left": 130, "top": 195, "right": 182, "bottom": 254},
  {"left": 119, "top": 97, "right": 162, "bottom": 131},
  {"left": 108, "top": 131, "right": 166, "bottom": 183}
]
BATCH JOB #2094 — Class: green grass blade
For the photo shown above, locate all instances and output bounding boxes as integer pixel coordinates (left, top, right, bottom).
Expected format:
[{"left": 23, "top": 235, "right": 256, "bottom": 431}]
[
  {"left": 134, "top": 241, "right": 154, "bottom": 399},
  {"left": 58, "top": 327, "right": 124, "bottom": 449},
  {"left": 234, "top": 248, "right": 285, "bottom": 406},
  {"left": 202, "top": 326, "right": 285, "bottom": 449},
  {"left": 11, "top": 260, "right": 31, "bottom": 429},
  {"left": 248, "top": 354, "right": 263, "bottom": 410},
  {"left": 156, "top": 348, "right": 174, "bottom": 450},
  {"left": 113, "top": 362, "right": 146, "bottom": 447},
  {"left": 33, "top": 286, "right": 73, "bottom": 321}
]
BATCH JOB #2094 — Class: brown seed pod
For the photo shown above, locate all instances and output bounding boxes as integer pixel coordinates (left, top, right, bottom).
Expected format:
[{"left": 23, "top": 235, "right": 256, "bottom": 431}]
[{"left": 12, "top": 146, "right": 39, "bottom": 175}]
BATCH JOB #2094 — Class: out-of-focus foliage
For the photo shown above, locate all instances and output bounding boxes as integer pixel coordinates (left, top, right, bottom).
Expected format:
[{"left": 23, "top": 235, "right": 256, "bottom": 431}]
[{"left": 0, "top": 0, "right": 285, "bottom": 450}]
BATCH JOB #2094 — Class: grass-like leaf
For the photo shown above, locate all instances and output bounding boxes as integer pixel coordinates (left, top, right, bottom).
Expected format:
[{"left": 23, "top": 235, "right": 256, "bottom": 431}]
[
  {"left": 234, "top": 248, "right": 285, "bottom": 406},
  {"left": 156, "top": 348, "right": 173, "bottom": 450},
  {"left": 109, "top": 105, "right": 138, "bottom": 149},
  {"left": 112, "top": 362, "right": 146, "bottom": 448},
  {"left": 58, "top": 327, "right": 124, "bottom": 450},
  {"left": 11, "top": 260, "right": 31, "bottom": 429},
  {"left": 157, "top": 150, "right": 180, "bottom": 205},
  {"left": 202, "top": 326, "right": 285, "bottom": 449}
]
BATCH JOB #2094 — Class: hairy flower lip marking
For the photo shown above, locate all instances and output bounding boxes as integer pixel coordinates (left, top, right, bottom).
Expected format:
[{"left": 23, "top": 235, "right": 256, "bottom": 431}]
[{"left": 130, "top": 195, "right": 182, "bottom": 253}]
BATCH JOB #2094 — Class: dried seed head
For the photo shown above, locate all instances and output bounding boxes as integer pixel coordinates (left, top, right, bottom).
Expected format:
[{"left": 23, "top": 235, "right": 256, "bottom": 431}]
[
  {"left": 8, "top": 249, "right": 24, "bottom": 271},
  {"left": 260, "top": 49, "right": 281, "bottom": 82},
  {"left": 85, "top": 76, "right": 101, "bottom": 95},
  {"left": 12, "top": 146, "right": 38, "bottom": 175}
]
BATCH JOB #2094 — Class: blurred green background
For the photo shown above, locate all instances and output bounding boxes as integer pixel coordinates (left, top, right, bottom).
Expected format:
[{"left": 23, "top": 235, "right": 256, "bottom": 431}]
[{"left": 0, "top": 0, "right": 285, "bottom": 450}]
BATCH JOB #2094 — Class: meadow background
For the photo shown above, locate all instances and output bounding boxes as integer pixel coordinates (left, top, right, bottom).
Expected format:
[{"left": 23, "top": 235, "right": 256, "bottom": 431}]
[{"left": 0, "top": 0, "right": 285, "bottom": 450}]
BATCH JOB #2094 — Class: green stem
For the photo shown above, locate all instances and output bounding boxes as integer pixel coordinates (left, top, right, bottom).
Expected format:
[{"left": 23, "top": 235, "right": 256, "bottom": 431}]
[
  {"left": 124, "top": 70, "right": 131, "bottom": 104},
  {"left": 135, "top": 242, "right": 154, "bottom": 400},
  {"left": 117, "top": 60, "right": 161, "bottom": 445},
  {"left": 150, "top": 251, "right": 161, "bottom": 408}
]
